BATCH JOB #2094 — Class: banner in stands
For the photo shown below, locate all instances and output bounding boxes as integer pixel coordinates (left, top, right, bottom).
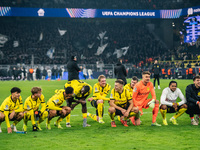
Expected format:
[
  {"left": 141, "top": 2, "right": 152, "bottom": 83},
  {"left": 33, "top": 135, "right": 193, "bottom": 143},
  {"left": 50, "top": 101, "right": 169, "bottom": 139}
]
[{"left": 0, "top": 6, "right": 200, "bottom": 18}]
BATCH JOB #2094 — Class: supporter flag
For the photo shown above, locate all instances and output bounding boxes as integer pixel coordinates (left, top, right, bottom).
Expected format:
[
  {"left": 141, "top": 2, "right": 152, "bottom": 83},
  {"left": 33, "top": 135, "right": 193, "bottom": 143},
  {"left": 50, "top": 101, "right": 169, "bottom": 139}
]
[
  {"left": 95, "top": 43, "right": 108, "bottom": 55},
  {"left": 39, "top": 32, "right": 43, "bottom": 41},
  {"left": 0, "top": 34, "right": 8, "bottom": 47},
  {"left": 113, "top": 46, "right": 129, "bottom": 58},
  {"left": 99, "top": 31, "right": 107, "bottom": 39},
  {"left": 46, "top": 47, "right": 55, "bottom": 59},
  {"left": 88, "top": 42, "right": 95, "bottom": 49},
  {"left": 58, "top": 28, "right": 67, "bottom": 36},
  {"left": 13, "top": 41, "right": 19, "bottom": 47}
]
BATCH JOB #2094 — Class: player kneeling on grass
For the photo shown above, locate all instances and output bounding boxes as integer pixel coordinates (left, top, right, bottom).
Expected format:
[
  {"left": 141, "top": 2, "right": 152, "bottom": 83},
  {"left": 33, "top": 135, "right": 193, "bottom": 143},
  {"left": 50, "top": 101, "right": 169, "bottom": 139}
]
[
  {"left": 0, "top": 87, "right": 24, "bottom": 133},
  {"left": 160, "top": 81, "right": 187, "bottom": 125},
  {"left": 87, "top": 75, "right": 111, "bottom": 124},
  {"left": 108, "top": 79, "right": 140, "bottom": 127},
  {"left": 23, "top": 87, "right": 48, "bottom": 131},
  {"left": 132, "top": 71, "right": 161, "bottom": 126},
  {"left": 46, "top": 87, "right": 73, "bottom": 129}
]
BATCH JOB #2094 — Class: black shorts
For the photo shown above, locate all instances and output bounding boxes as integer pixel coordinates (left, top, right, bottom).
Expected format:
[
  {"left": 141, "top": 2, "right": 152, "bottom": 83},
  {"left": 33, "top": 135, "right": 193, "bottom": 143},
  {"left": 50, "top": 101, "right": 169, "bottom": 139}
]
[
  {"left": 90, "top": 100, "right": 104, "bottom": 116},
  {"left": 160, "top": 105, "right": 182, "bottom": 113},
  {"left": 56, "top": 106, "right": 64, "bottom": 116},
  {"left": 115, "top": 103, "right": 130, "bottom": 116}
]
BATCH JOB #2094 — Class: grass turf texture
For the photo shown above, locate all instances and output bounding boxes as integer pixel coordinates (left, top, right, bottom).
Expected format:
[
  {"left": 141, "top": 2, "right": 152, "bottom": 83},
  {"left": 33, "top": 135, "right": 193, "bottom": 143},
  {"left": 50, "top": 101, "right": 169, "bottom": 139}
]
[{"left": 0, "top": 79, "right": 198, "bottom": 150}]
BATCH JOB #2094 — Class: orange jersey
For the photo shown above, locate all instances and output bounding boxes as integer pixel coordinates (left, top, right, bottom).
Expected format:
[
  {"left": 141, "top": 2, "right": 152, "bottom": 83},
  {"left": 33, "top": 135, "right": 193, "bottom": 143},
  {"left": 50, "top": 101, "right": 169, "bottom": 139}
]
[{"left": 132, "top": 80, "right": 156, "bottom": 107}]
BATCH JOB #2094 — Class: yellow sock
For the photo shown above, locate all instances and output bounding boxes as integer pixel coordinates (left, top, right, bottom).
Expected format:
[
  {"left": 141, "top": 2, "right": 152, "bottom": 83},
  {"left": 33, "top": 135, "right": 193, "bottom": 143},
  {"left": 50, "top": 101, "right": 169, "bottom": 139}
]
[
  {"left": 88, "top": 113, "right": 97, "bottom": 121},
  {"left": 66, "top": 114, "right": 71, "bottom": 123},
  {"left": 13, "top": 120, "right": 19, "bottom": 126},
  {"left": 108, "top": 112, "right": 115, "bottom": 121},
  {"left": 97, "top": 103, "right": 104, "bottom": 119},
  {"left": 46, "top": 118, "right": 50, "bottom": 124},
  {"left": 39, "top": 111, "right": 48, "bottom": 124},
  {"left": 24, "top": 112, "right": 30, "bottom": 125},
  {"left": 129, "top": 112, "right": 137, "bottom": 118},
  {"left": 160, "top": 109, "right": 167, "bottom": 119},
  {"left": 83, "top": 113, "right": 87, "bottom": 119},
  {"left": 56, "top": 117, "right": 63, "bottom": 125},
  {"left": 174, "top": 108, "right": 187, "bottom": 119}
]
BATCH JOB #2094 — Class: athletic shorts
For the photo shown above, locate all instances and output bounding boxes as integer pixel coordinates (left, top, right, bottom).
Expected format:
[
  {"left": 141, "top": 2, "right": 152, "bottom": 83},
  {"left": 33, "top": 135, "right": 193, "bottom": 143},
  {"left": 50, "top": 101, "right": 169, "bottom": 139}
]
[
  {"left": 91, "top": 100, "right": 104, "bottom": 116},
  {"left": 115, "top": 103, "right": 130, "bottom": 116},
  {"left": 160, "top": 105, "right": 182, "bottom": 113}
]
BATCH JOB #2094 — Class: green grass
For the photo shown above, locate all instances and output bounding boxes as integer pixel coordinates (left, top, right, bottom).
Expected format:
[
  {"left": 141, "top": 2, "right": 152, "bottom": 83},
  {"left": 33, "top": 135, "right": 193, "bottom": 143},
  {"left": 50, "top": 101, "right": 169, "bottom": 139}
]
[{"left": 0, "top": 79, "right": 198, "bottom": 150}]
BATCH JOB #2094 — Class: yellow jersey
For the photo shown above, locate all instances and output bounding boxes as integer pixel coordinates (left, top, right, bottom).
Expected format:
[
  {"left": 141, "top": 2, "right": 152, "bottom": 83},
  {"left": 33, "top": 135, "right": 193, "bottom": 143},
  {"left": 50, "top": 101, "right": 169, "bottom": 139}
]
[
  {"left": 110, "top": 88, "right": 132, "bottom": 108},
  {"left": 24, "top": 94, "right": 46, "bottom": 113},
  {"left": 65, "top": 80, "right": 92, "bottom": 99},
  {"left": 0, "top": 95, "right": 23, "bottom": 113},
  {"left": 93, "top": 82, "right": 111, "bottom": 101},
  {"left": 124, "top": 83, "right": 133, "bottom": 95},
  {"left": 47, "top": 89, "right": 66, "bottom": 111},
  {"left": 0, "top": 95, "right": 23, "bottom": 128}
]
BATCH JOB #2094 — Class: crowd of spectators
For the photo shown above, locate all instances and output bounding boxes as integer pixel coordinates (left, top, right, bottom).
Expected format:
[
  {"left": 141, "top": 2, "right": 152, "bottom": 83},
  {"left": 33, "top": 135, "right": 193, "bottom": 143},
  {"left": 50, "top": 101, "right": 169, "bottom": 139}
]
[
  {"left": 0, "top": 17, "right": 168, "bottom": 66},
  {"left": 0, "top": 0, "right": 199, "bottom": 10}
]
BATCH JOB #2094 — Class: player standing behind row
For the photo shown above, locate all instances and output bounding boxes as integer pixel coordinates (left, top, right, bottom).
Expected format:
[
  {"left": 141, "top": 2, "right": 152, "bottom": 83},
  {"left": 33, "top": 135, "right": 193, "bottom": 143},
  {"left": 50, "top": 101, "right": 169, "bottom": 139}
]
[
  {"left": 64, "top": 80, "right": 92, "bottom": 127},
  {"left": 152, "top": 60, "right": 161, "bottom": 89},
  {"left": 23, "top": 87, "right": 48, "bottom": 131},
  {"left": 124, "top": 76, "right": 138, "bottom": 125},
  {"left": 108, "top": 79, "right": 140, "bottom": 127},
  {"left": 0, "top": 87, "right": 24, "bottom": 133},
  {"left": 46, "top": 87, "right": 73, "bottom": 129},
  {"left": 87, "top": 75, "right": 111, "bottom": 124},
  {"left": 132, "top": 71, "right": 161, "bottom": 126},
  {"left": 160, "top": 81, "right": 187, "bottom": 125}
]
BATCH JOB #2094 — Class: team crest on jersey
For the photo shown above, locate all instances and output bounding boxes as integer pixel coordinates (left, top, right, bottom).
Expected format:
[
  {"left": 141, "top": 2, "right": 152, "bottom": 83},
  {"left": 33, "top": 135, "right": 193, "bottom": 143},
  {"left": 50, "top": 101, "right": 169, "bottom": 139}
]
[
  {"left": 54, "top": 99, "right": 59, "bottom": 104},
  {"left": 198, "top": 92, "right": 200, "bottom": 97},
  {"left": 147, "top": 87, "right": 150, "bottom": 91},
  {"left": 27, "top": 105, "right": 30, "bottom": 110},
  {"left": 95, "top": 87, "right": 98, "bottom": 92},
  {"left": 110, "top": 93, "right": 113, "bottom": 98},
  {"left": 5, "top": 105, "right": 9, "bottom": 110},
  {"left": 133, "top": 87, "right": 137, "bottom": 92}
]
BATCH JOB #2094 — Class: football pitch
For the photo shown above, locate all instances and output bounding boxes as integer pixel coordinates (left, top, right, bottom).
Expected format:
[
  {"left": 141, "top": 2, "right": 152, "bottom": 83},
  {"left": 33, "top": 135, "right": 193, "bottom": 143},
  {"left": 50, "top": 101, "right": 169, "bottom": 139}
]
[{"left": 0, "top": 79, "right": 199, "bottom": 150}]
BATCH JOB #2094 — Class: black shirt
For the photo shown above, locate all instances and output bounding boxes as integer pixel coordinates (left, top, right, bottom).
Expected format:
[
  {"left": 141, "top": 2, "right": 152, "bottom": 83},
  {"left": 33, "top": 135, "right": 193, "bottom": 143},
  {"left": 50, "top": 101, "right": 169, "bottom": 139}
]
[
  {"left": 67, "top": 59, "right": 81, "bottom": 81},
  {"left": 152, "top": 63, "right": 161, "bottom": 75},
  {"left": 186, "top": 84, "right": 200, "bottom": 104}
]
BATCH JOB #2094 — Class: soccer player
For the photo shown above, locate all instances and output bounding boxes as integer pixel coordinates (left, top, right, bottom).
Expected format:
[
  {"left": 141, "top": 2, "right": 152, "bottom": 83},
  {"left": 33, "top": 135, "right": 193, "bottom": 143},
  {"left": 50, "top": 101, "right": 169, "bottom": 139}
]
[
  {"left": 132, "top": 71, "right": 161, "bottom": 126},
  {"left": 108, "top": 79, "right": 140, "bottom": 127},
  {"left": 64, "top": 80, "right": 92, "bottom": 127},
  {"left": 23, "top": 87, "right": 48, "bottom": 131},
  {"left": 185, "top": 75, "right": 200, "bottom": 125},
  {"left": 0, "top": 87, "right": 24, "bottom": 133},
  {"left": 124, "top": 76, "right": 138, "bottom": 125},
  {"left": 46, "top": 87, "right": 73, "bottom": 129},
  {"left": 87, "top": 75, "right": 111, "bottom": 123},
  {"left": 160, "top": 81, "right": 187, "bottom": 125},
  {"left": 152, "top": 60, "right": 161, "bottom": 89}
]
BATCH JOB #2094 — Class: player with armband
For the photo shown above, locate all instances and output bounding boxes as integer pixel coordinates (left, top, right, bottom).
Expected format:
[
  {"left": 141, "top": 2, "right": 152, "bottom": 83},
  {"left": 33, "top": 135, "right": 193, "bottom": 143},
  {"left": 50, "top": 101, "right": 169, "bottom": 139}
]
[
  {"left": 132, "top": 71, "right": 161, "bottom": 126},
  {"left": 23, "top": 87, "right": 48, "bottom": 131}
]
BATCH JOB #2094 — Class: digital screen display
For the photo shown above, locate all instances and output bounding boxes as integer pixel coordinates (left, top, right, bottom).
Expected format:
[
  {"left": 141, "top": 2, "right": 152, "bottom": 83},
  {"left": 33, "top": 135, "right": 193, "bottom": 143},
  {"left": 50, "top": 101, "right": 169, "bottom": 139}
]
[{"left": 184, "top": 16, "right": 200, "bottom": 43}]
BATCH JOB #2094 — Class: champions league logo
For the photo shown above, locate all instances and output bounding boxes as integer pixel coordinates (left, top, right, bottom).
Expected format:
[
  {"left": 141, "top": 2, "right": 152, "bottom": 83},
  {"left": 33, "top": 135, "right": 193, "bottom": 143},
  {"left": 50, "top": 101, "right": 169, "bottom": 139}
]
[
  {"left": 187, "top": 8, "right": 193, "bottom": 16},
  {"left": 37, "top": 8, "right": 45, "bottom": 16}
]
